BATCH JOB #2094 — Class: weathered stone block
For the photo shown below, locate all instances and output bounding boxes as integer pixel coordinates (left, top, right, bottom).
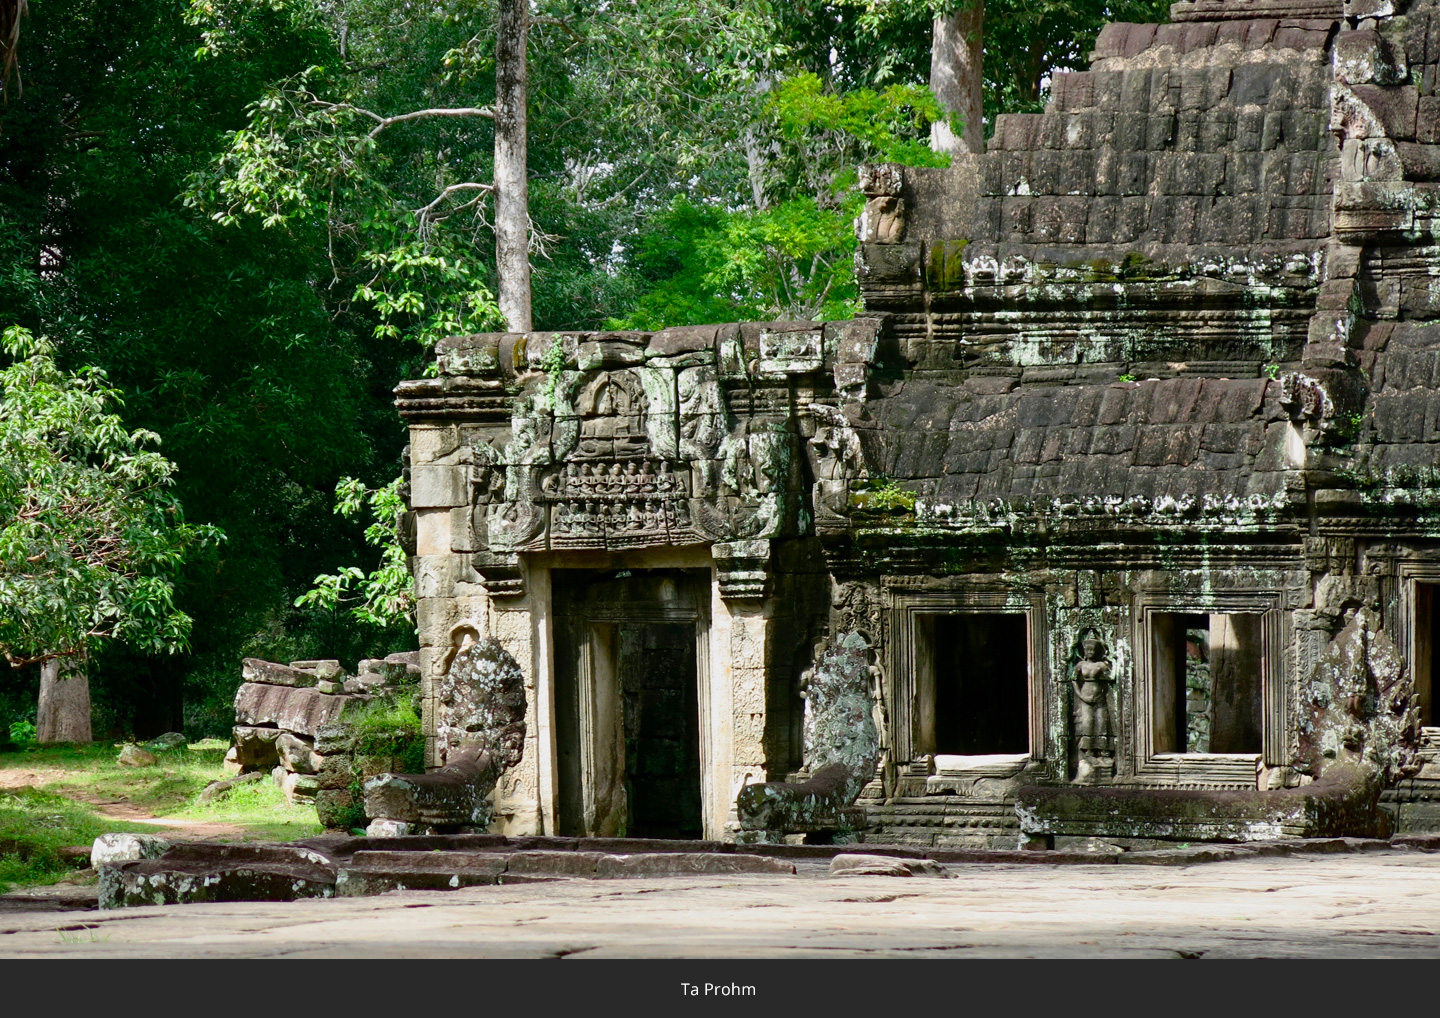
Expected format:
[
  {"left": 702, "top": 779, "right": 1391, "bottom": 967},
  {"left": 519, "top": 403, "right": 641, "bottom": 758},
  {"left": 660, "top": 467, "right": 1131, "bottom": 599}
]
[
  {"left": 232, "top": 725, "right": 283, "bottom": 769},
  {"left": 99, "top": 844, "right": 336, "bottom": 909},
  {"left": 593, "top": 853, "right": 796, "bottom": 878},
  {"left": 1350, "top": 84, "right": 1420, "bottom": 139},
  {"left": 289, "top": 659, "right": 343, "bottom": 682},
  {"left": 315, "top": 788, "right": 360, "bottom": 829},
  {"left": 234, "top": 683, "right": 352, "bottom": 737},
  {"left": 241, "top": 658, "right": 317, "bottom": 688},
  {"left": 410, "top": 464, "right": 468, "bottom": 508},
  {"left": 277, "top": 732, "right": 322, "bottom": 775}
]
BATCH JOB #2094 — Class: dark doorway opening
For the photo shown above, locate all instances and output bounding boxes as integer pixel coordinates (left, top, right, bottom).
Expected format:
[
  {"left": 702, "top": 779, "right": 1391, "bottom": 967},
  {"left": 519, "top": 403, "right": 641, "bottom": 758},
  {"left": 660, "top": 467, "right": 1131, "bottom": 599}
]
[
  {"left": 620, "top": 622, "right": 701, "bottom": 839},
  {"left": 1417, "top": 583, "right": 1437, "bottom": 727},
  {"left": 553, "top": 569, "right": 705, "bottom": 840},
  {"left": 931, "top": 613, "right": 1030, "bottom": 755},
  {"left": 1152, "top": 612, "right": 1263, "bottom": 754}
]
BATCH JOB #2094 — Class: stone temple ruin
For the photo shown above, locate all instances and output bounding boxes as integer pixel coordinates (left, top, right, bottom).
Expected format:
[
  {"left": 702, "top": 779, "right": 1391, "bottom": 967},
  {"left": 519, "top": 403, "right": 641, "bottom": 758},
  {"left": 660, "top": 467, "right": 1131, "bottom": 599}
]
[
  {"left": 125, "top": 1, "right": 1440, "bottom": 904},
  {"left": 380, "top": 0, "right": 1440, "bottom": 852}
]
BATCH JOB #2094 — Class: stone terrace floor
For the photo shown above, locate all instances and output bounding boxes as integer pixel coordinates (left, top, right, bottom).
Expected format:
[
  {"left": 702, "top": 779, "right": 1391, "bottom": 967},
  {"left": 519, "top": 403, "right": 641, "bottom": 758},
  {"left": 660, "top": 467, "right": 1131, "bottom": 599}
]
[{"left": 4, "top": 852, "right": 1440, "bottom": 958}]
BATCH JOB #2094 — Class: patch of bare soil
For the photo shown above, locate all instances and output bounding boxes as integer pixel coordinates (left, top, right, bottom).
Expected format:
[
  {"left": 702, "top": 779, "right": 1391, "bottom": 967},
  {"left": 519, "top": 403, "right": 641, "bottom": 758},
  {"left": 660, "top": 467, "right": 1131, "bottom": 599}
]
[
  {"left": 0, "top": 769, "right": 63, "bottom": 790},
  {"left": 2, "top": 767, "right": 246, "bottom": 841},
  {"left": 73, "top": 794, "right": 246, "bottom": 840}
]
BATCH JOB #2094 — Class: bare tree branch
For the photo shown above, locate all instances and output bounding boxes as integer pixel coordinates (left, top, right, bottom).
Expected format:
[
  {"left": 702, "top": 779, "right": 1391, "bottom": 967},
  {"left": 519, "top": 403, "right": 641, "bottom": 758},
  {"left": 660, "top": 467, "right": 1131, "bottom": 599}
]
[{"left": 309, "top": 101, "right": 496, "bottom": 139}]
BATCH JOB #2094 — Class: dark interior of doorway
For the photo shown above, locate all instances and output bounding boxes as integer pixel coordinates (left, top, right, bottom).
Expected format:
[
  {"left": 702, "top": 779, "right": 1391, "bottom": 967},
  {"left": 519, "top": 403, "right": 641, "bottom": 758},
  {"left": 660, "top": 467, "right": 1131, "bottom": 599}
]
[
  {"left": 552, "top": 569, "right": 704, "bottom": 840},
  {"left": 620, "top": 622, "right": 701, "bottom": 839},
  {"left": 932, "top": 613, "right": 1029, "bottom": 755}
]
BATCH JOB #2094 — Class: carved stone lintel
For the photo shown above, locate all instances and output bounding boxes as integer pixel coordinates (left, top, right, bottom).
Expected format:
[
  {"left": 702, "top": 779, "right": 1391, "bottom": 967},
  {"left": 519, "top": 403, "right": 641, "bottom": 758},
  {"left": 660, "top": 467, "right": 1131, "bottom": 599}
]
[
  {"left": 713, "top": 539, "right": 771, "bottom": 602},
  {"left": 472, "top": 552, "right": 525, "bottom": 600}
]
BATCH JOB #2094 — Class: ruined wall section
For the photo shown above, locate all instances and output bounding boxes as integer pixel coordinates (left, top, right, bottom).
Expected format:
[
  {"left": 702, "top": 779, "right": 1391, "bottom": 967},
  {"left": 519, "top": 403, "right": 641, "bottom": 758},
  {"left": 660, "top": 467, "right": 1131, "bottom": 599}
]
[
  {"left": 395, "top": 323, "right": 865, "bottom": 834},
  {"left": 862, "top": 13, "right": 1339, "bottom": 387}
]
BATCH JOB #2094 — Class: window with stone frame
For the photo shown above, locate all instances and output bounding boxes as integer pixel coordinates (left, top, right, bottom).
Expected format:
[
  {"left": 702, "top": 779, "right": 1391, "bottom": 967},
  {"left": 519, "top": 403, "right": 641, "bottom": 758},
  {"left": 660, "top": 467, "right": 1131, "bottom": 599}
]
[
  {"left": 1149, "top": 612, "right": 1264, "bottom": 756},
  {"left": 925, "top": 613, "right": 1030, "bottom": 757},
  {"left": 1132, "top": 592, "right": 1286, "bottom": 785},
  {"left": 889, "top": 585, "right": 1048, "bottom": 773},
  {"left": 1412, "top": 582, "right": 1438, "bottom": 728}
]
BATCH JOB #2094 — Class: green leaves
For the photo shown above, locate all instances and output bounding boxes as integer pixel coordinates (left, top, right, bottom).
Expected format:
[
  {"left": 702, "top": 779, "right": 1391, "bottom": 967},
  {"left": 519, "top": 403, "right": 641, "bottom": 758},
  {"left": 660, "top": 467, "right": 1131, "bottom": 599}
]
[
  {"left": 0, "top": 327, "right": 224, "bottom": 666},
  {"left": 295, "top": 476, "right": 413, "bottom": 630},
  {"left": 614, "top": 69, "right": 945, "bottom": 326}
]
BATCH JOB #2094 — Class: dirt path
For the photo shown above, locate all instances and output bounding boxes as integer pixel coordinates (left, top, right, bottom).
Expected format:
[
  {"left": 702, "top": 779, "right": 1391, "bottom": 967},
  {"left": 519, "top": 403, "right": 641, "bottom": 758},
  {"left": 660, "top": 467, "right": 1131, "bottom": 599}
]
[{"left": 0, "top": 768, "right": 245, "bottom": 841}]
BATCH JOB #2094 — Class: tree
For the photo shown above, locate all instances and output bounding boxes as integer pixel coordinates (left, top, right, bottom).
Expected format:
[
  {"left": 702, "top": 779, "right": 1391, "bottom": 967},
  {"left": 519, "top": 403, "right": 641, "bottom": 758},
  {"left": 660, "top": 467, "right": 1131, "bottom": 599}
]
[
  {"left": 0, "top": 0, "right": 23, "bottom": 97},
  {"left": 0, "top": 327, "right": 221, "bottom": 741},
  {"left": 494, "top": 0, "right": 531, "bottom": 332},
  {"left": 930, "top": 2, "right": 983, "bottom": 154},
  {"left": 0, "top": 0, "right": 392, "bottom": 736}
]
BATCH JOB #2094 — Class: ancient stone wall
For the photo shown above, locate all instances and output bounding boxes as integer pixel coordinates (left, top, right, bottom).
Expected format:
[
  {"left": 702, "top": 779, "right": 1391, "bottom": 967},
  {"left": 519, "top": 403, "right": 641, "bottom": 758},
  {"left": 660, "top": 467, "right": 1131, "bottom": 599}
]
[{"left": 393, "top": 0, "right": 1440, "bottom": 848}]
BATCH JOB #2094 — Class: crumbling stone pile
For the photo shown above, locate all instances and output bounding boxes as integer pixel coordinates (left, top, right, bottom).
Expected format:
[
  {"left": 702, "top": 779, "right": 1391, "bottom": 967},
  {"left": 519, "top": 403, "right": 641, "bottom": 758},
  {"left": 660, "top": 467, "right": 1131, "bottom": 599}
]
[{"left": 225, "top": 653, "right": 421, "bottom": 828}]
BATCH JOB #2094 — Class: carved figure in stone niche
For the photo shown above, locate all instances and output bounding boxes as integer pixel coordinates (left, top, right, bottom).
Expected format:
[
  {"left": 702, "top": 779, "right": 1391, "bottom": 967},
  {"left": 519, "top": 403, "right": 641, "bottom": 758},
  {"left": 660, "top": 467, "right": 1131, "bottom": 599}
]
[
  {"left": 1071, "top": 636, "right": 1115, "bottom": 785},
  {"left": 576, "top": 373, "right": 649, "bottom": 460},
  {"left": 470, "top": 440, "right": 506, "bottom": 504}
]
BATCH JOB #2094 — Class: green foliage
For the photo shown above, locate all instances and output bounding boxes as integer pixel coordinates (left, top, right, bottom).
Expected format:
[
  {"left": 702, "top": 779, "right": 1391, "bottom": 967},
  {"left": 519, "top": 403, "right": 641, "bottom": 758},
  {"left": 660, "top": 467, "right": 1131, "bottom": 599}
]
[
  {"left": 350, "top": 694, "right": 426, "bottom": 774},
  {"left": 839, "top": 0, "right": 1171, "bottom": 122},
  {"left": 295, "top": 477, "right": 414, "bottom": 630},
  {"left": 538, "top": 338, "right": 569, "bottom": 409},
  {"left": 0, "top": 788, "right": 147, "bottom": 891},
  {"left": 0, "top": 326, "right": 223, "bottom": 667},
  {"left": 614, "top": 71, "right": 946, "bottom": 327},
  {"left": 8, "top": 720, "right": 35, "bottom": 743},
  {"left": 853, "top": 476, "right": 917, "bottom": 513}
]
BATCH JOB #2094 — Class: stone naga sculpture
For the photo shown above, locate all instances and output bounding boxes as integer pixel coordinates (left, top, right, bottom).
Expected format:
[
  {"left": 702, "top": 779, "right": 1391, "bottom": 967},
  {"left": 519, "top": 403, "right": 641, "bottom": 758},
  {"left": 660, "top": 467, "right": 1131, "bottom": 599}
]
[
  {"left": 735, "top": 631, "right": 881, "bottom": 837},
  {"left": 364, "top": 629, "right": 527, "bottom": 832},
  {"left": 1297, "top": 606, "right": 1418, "bottom": 797}
]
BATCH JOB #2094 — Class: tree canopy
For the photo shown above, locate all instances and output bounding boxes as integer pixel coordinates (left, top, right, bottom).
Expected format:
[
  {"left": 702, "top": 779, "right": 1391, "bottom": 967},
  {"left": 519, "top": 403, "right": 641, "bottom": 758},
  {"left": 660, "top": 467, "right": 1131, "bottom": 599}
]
[{"left": 0, "top": 326, "right": 219, "bottom": 668}]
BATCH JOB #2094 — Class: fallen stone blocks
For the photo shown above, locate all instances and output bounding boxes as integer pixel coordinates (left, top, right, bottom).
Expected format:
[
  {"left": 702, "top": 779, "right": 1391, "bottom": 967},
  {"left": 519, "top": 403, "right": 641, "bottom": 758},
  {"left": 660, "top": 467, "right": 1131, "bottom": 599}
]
[
  {"left": 222, "top": 652, "right": 422, "bottom": 825},
  {"left": 98, "top": 843, "right": 339, "bottom": 909}
]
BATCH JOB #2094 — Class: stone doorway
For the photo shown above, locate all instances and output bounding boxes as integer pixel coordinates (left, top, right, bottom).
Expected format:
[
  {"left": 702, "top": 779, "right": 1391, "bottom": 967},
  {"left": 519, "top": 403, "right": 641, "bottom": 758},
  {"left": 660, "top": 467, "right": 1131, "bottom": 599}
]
[{"left": 552, "top": 569, "right": 707, "bottom": 839}]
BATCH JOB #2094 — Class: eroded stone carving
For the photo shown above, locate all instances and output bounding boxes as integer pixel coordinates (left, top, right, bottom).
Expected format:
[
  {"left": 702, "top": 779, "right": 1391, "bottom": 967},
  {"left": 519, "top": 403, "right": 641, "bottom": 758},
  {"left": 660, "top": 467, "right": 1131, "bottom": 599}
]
[
  {"left": 1070, "top": 635, "right": 1116, "bottom": 785},
  {"left": 1298, "top": 606, "right": 1418, "bottom": 789},
  {"left": 735, "top": 632, "right": 880, "bottom": 838},
  {"left": 365, "top": 630, "right": 527, "bottom": 831}
]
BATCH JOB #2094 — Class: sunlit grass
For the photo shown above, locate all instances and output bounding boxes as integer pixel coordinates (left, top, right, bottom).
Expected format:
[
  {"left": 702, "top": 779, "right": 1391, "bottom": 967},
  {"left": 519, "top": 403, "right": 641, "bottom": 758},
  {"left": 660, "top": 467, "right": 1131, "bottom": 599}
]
[
  {"left": 0, "top": 738, "right": 322, "bottom": 890},
  {"left": 0, "top": 788, "right": 148, "bottom": 891}
]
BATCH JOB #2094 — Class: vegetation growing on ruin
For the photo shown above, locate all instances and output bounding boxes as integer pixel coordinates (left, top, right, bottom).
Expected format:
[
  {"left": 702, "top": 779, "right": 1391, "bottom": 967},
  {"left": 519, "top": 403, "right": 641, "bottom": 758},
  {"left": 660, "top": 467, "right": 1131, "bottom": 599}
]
[
  {"left": 851, "top": 477, "right": 919, "bottom": 514},
  {"left": 350, "top": 695, "right": 426, "bottom": 775}
]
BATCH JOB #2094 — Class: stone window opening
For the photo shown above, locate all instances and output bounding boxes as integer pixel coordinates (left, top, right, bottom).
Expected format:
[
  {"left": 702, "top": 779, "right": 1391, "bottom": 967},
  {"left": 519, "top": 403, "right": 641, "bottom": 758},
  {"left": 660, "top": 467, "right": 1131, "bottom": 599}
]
[
  {"left": 1413, "top": 582, "right": 1437, "bottom": 728},
  {"left": 917, "top": 612, "right": 1032, "bottom": 764},
  {"left": 1151, "top": 612, "right": 1264, "bottom": 756}
]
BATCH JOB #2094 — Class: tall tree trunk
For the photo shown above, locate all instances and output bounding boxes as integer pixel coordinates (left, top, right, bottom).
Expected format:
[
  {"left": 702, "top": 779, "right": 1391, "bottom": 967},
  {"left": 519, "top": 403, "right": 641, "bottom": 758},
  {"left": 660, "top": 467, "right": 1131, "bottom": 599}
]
[
  {"left": 37, "top": 655, "right": 92, "bottom": 744},
  {"left": 495, "top": 0, "right": 531, "bottom": 333},
  {"left": 1, "top": 0, "right": 26, "bottom": 98},
  {"left": 930, "top": 1, "right": 985, "bottom": 156}
]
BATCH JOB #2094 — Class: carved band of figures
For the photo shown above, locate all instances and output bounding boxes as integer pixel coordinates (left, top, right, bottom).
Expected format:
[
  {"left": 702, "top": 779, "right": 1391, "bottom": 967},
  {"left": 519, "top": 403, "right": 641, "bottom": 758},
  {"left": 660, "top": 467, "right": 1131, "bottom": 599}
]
[{"left": 538, "top": 459, "right": 690, "bottom": 501}]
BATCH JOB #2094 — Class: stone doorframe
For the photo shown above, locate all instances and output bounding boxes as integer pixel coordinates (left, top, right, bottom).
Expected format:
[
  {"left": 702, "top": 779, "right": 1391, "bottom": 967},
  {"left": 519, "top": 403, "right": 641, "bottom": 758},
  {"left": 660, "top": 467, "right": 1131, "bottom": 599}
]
[
  {"left": 1128, "top": 588, "right": 1289, "bottom": 788},
  {"left": 1399, "top": 558, "right": 1440, "bottom": 729},
  {"left": 884, "top": 579, "right": 1050, "bottom": 773},
  {"left": 524, "top": 546, "right": 733, "bottom": 840}
]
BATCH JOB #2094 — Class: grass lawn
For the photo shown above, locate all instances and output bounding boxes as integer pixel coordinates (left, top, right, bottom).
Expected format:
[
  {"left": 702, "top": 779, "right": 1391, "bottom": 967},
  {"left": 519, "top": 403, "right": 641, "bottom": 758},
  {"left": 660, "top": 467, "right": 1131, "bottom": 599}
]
[{"left": 0, "top": 738, "right": 323, "bottom": 891}]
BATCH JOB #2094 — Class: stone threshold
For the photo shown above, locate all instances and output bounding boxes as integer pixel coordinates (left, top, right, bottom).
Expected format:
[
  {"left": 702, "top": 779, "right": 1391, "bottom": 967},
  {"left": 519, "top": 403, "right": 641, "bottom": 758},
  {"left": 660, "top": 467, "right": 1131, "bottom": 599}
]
[{"left": 73, "top": 831, "right": 1440, "bottom": 909}]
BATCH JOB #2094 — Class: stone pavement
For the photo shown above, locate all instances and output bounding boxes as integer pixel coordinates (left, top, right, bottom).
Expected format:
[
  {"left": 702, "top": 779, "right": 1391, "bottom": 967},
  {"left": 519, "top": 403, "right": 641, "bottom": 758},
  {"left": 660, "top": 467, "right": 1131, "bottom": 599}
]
[{"left": 4, "top": 851, "right": 1440, "bottom": 958}]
